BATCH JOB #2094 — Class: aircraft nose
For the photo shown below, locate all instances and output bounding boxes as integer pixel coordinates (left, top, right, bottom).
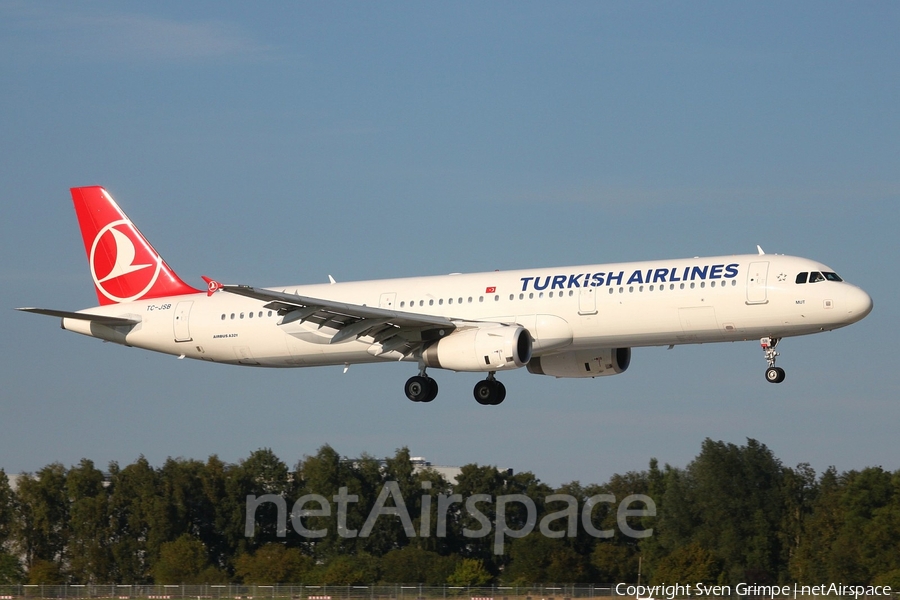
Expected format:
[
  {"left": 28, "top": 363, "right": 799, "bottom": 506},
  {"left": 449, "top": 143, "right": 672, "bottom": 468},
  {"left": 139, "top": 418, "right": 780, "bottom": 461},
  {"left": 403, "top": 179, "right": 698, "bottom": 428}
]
[{"left": 845, "top": 286, "right": 873, "bottom": 322}]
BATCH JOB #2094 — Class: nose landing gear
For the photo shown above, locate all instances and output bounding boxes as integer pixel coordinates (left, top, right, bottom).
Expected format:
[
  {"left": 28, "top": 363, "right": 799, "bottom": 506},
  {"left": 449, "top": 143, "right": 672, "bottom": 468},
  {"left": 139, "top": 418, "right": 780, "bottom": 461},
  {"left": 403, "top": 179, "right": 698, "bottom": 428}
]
[{"left": 761, "top": 337, "right": 785, "bottom": 383}]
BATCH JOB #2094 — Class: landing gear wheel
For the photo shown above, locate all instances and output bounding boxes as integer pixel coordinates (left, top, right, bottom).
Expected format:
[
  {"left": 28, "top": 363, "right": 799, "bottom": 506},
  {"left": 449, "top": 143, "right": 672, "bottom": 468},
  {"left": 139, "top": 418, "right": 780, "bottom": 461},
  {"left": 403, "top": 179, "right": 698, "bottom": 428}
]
[
  {"left": 493, "top": 381, "right": 506, "bottom": 405},
  {"left": 474, "top": 380, "right": 506, "bottom": 405},
  {"left": 765, "top": 367, "right": 785, "bottom": 384},
  {"left": 406, "top": 376, "right": 438, "bottom": 402},
  {"left": 422, "top": 377, "right": 438, "bottom": 403}
]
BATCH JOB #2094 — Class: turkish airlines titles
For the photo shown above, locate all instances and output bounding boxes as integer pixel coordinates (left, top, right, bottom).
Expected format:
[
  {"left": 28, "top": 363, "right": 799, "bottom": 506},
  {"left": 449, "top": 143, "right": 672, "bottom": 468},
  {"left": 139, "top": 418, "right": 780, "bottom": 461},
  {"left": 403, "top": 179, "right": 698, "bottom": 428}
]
[{"left": 519, "top": 262, "right": 741, "bottom": 292}]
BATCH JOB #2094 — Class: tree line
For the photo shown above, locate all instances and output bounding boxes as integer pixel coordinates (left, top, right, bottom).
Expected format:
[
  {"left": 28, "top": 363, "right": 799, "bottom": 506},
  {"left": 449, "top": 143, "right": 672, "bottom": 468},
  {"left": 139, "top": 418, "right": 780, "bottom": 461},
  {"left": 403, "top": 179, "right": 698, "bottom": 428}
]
[{"left": 0, "top": 440, "right": 898, "bottom": 586}]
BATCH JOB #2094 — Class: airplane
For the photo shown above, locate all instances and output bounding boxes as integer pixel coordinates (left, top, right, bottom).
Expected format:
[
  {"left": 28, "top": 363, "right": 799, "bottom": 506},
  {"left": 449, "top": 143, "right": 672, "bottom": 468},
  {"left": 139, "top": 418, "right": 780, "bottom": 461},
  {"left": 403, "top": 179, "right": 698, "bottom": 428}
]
[{"left": 18, "top": 186, "right": 873, "bottom": 405}]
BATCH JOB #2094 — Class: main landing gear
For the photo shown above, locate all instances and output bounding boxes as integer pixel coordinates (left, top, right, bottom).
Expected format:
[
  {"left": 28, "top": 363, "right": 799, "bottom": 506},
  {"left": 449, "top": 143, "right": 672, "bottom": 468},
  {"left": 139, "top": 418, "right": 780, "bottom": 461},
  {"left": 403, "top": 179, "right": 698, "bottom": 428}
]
[
  {"left": 404, "top": 370, "right": 507, "bottom": 405},
  {"left": 474, "top": 372, "right": 506, "bottom": 406},
  {"left": 404, "top": 372, "right": 438, "bottom": 403},
  {"left": 761, "top": 337, "right": 786, "bottom": 384}
]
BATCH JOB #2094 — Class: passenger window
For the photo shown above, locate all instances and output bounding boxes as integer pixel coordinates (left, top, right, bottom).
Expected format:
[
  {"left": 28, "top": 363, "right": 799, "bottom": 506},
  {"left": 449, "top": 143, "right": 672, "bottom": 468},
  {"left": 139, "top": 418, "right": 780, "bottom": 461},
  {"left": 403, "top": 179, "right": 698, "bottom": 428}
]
[
  {"left": 796, "top": 272, "right": 808, "bottom": 284},
  {"left": 221, "top": 314, "right": 225, "bottom": 320},
  {"left": 230, "top": 313, "right": 235, "bottom": 319},
  {"left": 448, "top": 298, "right": 453, "bottom": 304},
  {"left": 267, "top": 311, "right": 273, "bottom": 317},
  {"left": 429, "top": 299, "right": 434, "bottom": 306},
  {"left": 249, "top": 312, "right": 253, "bottom": 318}
]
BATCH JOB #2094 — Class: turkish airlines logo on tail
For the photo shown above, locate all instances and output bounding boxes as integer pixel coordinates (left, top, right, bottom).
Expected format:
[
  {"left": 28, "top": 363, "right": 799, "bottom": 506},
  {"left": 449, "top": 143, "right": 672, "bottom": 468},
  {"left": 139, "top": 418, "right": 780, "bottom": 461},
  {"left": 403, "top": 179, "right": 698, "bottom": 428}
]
[{"left": 90, "top": 220, "right": 162, "bottom": 303}]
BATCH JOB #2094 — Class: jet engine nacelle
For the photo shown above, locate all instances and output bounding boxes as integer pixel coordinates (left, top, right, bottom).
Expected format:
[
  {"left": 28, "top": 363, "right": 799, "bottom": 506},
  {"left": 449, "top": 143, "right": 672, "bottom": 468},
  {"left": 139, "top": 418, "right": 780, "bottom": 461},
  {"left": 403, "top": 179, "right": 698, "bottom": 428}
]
[
  {"left": 527, "top": 347, "right": 631, "bottom": 378},
  {"left": 423, "top": 325, "right": 532, "bottom": 372}
]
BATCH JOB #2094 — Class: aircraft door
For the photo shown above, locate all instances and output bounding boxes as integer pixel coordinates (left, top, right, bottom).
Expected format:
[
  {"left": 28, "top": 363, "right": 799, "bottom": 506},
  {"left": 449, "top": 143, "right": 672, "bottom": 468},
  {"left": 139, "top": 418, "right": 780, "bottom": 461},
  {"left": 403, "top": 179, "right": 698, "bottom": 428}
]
[
  {"left": 578, "top": 287, "right": 597, "bottom": 315},
  {"left": 174, "top": 301, "right": 193, "bottom": 342},
  {"left": 746, "top": 261, "right": 769, "bottom": 304},
  {"left": 379, "top": 293, "right": 397, "bottom": 309}
]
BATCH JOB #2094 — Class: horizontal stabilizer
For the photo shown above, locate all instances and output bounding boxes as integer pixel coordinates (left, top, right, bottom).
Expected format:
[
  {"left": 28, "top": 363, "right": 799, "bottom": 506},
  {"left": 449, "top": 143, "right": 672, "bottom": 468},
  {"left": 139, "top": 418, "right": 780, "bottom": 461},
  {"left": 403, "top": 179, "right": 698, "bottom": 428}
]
[{"left": 16, "top": 307, "right": 141, "bottom": 326}]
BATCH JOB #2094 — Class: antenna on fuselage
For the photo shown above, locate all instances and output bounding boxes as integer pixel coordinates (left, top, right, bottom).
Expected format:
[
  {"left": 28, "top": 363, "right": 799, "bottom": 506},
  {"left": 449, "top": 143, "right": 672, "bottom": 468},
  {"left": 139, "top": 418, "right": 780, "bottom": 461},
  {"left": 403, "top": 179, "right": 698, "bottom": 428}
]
[{"left": 757, "top": 245, "right": 766, "bottom": 255}]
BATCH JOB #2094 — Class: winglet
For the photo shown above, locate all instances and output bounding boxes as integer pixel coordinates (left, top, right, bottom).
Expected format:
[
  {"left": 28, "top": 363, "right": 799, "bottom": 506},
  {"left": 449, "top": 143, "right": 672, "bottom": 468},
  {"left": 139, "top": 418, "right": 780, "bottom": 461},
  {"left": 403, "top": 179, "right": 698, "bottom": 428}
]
[
  {"left": 757, "top": 245, "right": 765, "bottom": 255},
  {"left": 201, "top": 276, "right": 223, "bottom": 297}
]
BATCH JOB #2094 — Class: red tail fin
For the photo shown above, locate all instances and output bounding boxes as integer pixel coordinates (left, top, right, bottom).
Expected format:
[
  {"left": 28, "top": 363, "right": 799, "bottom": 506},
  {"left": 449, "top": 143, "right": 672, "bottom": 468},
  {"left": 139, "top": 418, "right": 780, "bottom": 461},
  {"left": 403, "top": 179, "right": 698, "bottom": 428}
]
[{"left": 71, "top": 186, "right": 200, "bottom": 305}]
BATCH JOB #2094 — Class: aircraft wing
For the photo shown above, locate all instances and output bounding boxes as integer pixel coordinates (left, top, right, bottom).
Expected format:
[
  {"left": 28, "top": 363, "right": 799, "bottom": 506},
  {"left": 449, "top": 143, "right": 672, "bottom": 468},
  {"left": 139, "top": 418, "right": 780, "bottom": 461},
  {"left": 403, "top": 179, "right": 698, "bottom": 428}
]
[
  {"left": 222, "top": 284, "right": 458, "bottom": 355},
  {"left": 16, "top": 307, "right": 141, "bottom": 326}
]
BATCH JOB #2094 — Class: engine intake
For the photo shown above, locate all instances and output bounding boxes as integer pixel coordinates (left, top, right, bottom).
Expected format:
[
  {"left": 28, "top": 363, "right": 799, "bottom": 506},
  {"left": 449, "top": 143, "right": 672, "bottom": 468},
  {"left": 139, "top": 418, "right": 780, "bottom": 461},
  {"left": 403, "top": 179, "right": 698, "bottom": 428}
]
[
  {"left": 527, "top": 347, "right": 631, "bottom": 378},
  {"left": 423, "top": 325, "right": 532, "bottom": 372}
]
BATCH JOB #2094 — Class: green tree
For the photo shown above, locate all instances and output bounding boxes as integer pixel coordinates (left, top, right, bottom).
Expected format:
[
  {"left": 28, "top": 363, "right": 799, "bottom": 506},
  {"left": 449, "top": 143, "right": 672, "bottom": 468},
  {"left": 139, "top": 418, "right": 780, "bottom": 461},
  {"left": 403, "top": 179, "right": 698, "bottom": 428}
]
[
  {"left": 26, "top": 559, "right": 64, "bottom": 584},
  {"left": 234, "top": 543, "right": 314, "bottom": 583},
  {"left": 106, "top": 457, "right": 162, "bottom": 583},
  {"left": 0, "top": 470, "right": 14, "bottom": 550},
  {"left": 152, "top": 534, "right": 225, "bottom": 583},
  {"left": 446, "top": 558, "right": 492, "bottom": 586},
  {"left": 504, "top": 535, "right": 588, "bottom": 583},
  {"left": 0, "top": 552, "right": 24, "bottom": 584},
  {"left": 380, "top": 545, "right": 458, "bottom": 584},
  {"left": 651, "top": 542, "right": 721, "bottom": 585},
  {"left": 686, "top": 438, "right": 786, "bottom": 584},
  {"left": 591, "top": 543, "right": 639, "bottom": 583},
  {"left": 67, "top": 459, "right": 112, "bottom": 582},
  {"left": 311, "top": 554, "right": 380, "bottom": 585},
  {"left": 14, "top": 463, "right": 69, "bottom": 573}
]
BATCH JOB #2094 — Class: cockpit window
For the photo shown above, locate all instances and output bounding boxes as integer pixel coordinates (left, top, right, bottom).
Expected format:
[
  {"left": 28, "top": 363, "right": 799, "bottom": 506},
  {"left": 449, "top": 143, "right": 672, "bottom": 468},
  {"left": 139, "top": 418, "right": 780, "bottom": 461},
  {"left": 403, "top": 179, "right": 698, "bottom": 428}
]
[
  {"left": 823, "top": 271, "right": 843, "bottom": 282},
  {"left": 795, "top": 272, "right": 808, "bottom": 284},
  {"left": 809, "top": 271, "right": 825, "bottom": 283}
]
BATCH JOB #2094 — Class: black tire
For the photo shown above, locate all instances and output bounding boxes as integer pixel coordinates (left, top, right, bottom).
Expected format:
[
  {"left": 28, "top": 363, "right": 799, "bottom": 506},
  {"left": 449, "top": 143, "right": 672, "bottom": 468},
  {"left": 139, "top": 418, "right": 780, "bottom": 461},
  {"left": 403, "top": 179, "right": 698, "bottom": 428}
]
[
  {"left": 422, "top": 377, "right": 439, "bottom": 403},
  {"left": 474, "top": 380, "right": 494, "bottom": 405},
  {"left": 492, "top": 381, "right": 507, "bottom": 405},
  {"left": 405, "top": 376, "right": 431, "bottom": 401},
  {"left": 765, "top": 367, "right": 785, "bottom": 384}
]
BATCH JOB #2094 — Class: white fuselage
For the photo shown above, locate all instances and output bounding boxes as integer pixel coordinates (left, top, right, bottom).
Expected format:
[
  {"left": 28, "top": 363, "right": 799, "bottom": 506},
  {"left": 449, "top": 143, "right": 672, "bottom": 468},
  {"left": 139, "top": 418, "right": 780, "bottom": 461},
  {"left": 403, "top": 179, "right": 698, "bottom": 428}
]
[{"left": 63, "top": 253, "right": 872, "bottom": 369}]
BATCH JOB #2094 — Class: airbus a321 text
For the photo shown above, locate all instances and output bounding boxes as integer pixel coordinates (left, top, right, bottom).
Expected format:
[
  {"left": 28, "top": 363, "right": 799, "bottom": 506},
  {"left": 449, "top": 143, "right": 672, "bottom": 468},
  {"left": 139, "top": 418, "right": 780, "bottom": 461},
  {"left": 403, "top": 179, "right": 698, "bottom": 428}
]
[{"left": 18, "top": 187, "right": 873, "bottom": 405}]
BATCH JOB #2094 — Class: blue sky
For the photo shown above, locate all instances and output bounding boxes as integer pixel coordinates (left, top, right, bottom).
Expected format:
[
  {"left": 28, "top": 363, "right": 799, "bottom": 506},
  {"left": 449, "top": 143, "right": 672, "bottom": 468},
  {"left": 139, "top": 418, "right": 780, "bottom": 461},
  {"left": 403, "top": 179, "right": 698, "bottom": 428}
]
[{"left": 2, "top": 1, "right": 898, "bottom": 487}]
